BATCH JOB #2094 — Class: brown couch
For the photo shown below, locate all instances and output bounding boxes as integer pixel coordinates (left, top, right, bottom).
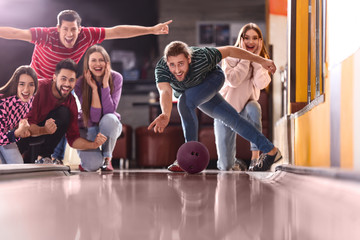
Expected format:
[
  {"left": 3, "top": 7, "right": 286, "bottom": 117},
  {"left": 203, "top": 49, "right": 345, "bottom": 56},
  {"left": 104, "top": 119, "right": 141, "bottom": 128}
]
[
  {"left": 135, "top": 103, "right": 184, "bottom": 168},
  {"left": 135, "top": 90, "right": 271, "bottom": 168}
]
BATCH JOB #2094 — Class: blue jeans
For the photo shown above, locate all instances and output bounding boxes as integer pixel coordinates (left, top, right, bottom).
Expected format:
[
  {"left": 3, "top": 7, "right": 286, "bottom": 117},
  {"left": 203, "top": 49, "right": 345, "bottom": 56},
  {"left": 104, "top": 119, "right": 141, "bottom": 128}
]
[
  {"left": 77, "top": 113, "right": 122, "bottom": 171},
  {"left": 214, "top": 100, "right": 262, "bottom": 170},
  {"left": 0, "top": 143, "right": 23, "bottom": 164},
  {"left": 177, "top": 68, "right": 273, "bottom": 157},
  {"left": 52, "top": 136, "right": 67, "bottom": 160}
]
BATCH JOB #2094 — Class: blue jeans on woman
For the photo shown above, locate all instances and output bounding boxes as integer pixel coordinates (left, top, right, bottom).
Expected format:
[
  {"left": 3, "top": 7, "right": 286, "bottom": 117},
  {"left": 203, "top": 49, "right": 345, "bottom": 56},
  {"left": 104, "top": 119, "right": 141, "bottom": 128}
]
[
  {"left": 177, "top": 68, "right": 273, "bottom": 159},
  {"left": 77, "top": 113, "right": 122, "bottom": 171},
  {"left": 0, "top": 143, "right": 23, "bottom": 164},
  {"left": 214, "top": 100, "right": 262, "bottom": 170}
]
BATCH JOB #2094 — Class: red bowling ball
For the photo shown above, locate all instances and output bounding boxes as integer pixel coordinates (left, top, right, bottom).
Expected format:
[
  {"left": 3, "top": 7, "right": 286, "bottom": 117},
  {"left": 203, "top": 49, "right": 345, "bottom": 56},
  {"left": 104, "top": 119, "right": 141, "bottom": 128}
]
[{"left": 177, "top": 141, "right": 210, "bottom": 174}]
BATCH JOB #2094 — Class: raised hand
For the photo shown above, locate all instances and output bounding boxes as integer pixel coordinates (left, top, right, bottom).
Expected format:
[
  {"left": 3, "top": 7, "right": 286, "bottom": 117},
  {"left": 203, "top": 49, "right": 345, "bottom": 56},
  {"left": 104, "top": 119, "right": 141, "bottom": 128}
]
[
  {"left": 102, "top": 62, "right": 111, "bottom": 88},
  {"left": 85, "top": 70, "right": 98, "bottom": 90},
  {"left": 240, "top": 38, "right": 246, "bottom": 50},
  {"left": 255, "top": 39, "right": 263, "bottom": 56},
  {"left": 153, "top": 20, "right": 173, "bottom": 35}
]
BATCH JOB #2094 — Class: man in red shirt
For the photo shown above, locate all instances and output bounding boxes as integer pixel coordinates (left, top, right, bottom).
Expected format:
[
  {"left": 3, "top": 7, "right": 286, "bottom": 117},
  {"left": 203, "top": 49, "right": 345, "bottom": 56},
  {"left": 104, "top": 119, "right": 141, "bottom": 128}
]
[
  {"left": 0, "top": 10, "right": 172, "bottom": 80},
  {"left": 17, "top": 59, "right": 107, "bottom": 163}
]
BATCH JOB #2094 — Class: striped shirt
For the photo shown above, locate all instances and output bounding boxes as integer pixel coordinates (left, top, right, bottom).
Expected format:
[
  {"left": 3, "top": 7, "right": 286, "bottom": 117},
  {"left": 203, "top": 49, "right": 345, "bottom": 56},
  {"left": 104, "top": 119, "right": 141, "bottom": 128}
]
[
  {"left": 30, "top": 27, "right": 106, "bottom": 79},
  {"left": 155, "top": 47, "right": 222, "bottom": 97},
  {"left": 0, "top": 95, "right": 33, "bottom": 145}
]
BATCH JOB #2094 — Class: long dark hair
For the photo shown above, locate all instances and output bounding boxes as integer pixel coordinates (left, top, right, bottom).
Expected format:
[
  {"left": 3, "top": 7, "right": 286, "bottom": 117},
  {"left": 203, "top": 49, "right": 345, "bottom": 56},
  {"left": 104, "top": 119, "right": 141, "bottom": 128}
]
[
  {"left": 0, "top": 66, "right": 38, "bottom": 99},
  {"left": 81, "top": 45, "right": 114, "bottom": 127}
]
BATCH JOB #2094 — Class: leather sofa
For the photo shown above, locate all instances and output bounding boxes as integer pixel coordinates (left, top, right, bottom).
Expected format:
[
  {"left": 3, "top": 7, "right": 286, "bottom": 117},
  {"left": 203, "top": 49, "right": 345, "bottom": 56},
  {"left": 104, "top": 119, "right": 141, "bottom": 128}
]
[{"left": 135, "top": 90, "right": 271, "bottom": 169}]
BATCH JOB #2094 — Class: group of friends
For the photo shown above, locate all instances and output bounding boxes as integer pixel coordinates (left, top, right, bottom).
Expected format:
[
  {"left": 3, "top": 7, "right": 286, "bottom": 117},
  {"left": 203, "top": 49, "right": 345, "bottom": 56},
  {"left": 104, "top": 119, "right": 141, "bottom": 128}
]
[{"left": 0, "top": 10, "right": 281, "bottom": 172}]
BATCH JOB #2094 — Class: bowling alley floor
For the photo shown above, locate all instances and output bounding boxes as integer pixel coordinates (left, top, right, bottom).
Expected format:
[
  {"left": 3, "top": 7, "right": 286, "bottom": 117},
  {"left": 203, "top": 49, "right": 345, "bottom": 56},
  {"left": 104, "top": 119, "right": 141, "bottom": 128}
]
[{"left": 0, "top": 165, "right": 360, "bottom": 240}]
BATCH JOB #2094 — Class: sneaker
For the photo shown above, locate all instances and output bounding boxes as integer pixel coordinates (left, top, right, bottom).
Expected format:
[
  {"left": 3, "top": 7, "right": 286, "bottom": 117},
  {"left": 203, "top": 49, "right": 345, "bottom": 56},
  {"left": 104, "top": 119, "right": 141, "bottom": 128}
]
[
  {"left": 231, "top": 159, "right": 247, "bottom": 171},
  {"left": 167, "top": 160, "right": 184, "bottom": 172},
  {"left": 248, "top": 159, "right": 258, "bottom": 171},
  {"left": 78, "top": 164, "right": 86, "bottom": 172},
  {"left": 251, "top": 150, "right": 282, "bottom": 171},
  {"left": 101, "top": 159, "right": 114, "bottom": 172},
  {"left": 52, "top": 158, "right": 64, "bottom": 165},
  {"left": 35, "top": 157, "right": 53, "bottom": 164}
]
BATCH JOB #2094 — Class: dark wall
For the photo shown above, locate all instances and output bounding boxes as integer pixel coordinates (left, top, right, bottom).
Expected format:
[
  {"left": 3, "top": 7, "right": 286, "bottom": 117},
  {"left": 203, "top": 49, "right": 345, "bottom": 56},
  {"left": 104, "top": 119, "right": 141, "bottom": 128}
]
[{"left": 0, "top": 0, "right": 159, "bottom": 86}]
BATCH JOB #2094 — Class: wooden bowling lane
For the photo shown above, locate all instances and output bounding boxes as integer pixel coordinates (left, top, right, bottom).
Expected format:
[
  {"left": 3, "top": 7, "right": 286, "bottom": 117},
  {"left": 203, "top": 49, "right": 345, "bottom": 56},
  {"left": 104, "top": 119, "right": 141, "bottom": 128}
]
[{"left": 0, "top": 166, "right": 360, "bottom": 239}]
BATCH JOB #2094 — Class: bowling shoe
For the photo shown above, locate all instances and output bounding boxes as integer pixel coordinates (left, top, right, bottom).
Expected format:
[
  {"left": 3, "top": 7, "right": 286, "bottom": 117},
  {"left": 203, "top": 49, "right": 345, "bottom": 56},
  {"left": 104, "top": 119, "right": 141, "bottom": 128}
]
[
  {"left": 231, "top": 159, "right": 247, "bottom": 171},
  {"left": 78, "top": 164, "right": 86, "bottom": 172},
  {"left": 248, "top": 159, "right": 258, "bottom": 171},
  {"left": 251, "top": 150, "right": 282, "bottom": 171},
  {"left": 52, "top": 158, "right": 64, "bottom": 165},
  {"left": 167, "top": 160, "right": 184, "bottom": 172},
  {"left": 35, "top": 157, "right": 53, "bottom": 164},
  {"left": 101, "top": 159, "right": 114, "bottom": 171}
]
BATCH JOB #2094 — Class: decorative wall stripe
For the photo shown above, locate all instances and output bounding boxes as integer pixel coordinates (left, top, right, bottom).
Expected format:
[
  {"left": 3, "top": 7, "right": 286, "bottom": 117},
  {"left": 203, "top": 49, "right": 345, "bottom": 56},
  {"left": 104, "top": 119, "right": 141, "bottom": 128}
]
[{"left": 330, "top": 64, "right": 341, "bottom": 167}]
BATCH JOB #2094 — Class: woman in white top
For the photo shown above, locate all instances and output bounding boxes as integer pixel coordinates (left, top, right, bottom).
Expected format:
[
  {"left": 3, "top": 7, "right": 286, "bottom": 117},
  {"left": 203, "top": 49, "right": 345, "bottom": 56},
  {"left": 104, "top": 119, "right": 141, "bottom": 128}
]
[{"left": 214, "top": 23, "right": 271, "bottom": 171}]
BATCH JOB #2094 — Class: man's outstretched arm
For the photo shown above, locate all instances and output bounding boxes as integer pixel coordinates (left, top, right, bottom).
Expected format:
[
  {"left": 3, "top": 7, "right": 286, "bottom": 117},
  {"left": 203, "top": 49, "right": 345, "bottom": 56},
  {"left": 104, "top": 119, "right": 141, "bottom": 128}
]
[
  {"left": 217, "top": 46, "right": 276, "bottom": 74},
  {"left": 104, "top": 20, "right": 172, "bottom": 40},
  {"left": 0, "top": 27, "right": 31, "bottom": 42}
]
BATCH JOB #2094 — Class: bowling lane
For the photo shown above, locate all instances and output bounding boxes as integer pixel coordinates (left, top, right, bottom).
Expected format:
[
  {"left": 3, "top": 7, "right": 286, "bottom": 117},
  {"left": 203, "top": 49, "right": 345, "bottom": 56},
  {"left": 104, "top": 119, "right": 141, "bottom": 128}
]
[{"left": 0, "top": 166, "right": 360, "bottom": 239}]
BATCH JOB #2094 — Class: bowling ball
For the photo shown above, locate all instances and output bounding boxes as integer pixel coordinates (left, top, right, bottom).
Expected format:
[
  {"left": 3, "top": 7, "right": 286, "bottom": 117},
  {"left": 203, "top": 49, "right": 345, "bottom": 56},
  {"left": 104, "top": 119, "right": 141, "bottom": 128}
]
[{"left": 177, "top": 141, "right": 210, "bottom": 174}]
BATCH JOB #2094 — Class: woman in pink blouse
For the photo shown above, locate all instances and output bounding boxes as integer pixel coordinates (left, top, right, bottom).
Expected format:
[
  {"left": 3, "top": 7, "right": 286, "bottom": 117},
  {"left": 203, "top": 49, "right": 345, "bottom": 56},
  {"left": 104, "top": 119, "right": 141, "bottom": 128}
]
[{"left": 214, "top": 23, "right": 272, "bottom": 171}]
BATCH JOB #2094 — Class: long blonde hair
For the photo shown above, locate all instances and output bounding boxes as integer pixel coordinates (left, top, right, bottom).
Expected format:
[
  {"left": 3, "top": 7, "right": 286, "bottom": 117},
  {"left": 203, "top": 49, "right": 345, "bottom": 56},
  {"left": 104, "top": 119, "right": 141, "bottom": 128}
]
[
  {"left": 81, "top": 45, "right": 114, "bottom": 127},
  {"left": 235, "top": 23, "right": 269, "bottom": 59}
]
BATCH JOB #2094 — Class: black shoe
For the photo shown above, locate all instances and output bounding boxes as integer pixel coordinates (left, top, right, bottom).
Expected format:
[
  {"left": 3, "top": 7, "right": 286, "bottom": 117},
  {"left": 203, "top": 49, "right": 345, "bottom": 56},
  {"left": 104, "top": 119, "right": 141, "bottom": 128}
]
[
  {"left": 251, "top": 150, "right": 282, "bottom": 171},
  {"left": 248, "top": 159, "right": 258, "bottom": 171}
]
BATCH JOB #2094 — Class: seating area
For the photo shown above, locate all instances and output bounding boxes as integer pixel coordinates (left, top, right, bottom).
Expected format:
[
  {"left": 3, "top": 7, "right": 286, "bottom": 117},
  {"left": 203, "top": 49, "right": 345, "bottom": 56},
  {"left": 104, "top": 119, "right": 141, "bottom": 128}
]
[
  {"left": 134, "top": 102, "right": 184, "bottom": 168},
  {"left": 63, "top": 89, "right": 271, "bottom": 169},
  {"left": 112, "top": 124, "right": 133, "bottom": 169}
]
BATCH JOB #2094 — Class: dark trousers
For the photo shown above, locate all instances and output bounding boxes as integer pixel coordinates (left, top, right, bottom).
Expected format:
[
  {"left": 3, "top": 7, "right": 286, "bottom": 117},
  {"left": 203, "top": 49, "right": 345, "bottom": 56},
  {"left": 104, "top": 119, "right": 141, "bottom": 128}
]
[{"left": 17, "top": 106, "right": 70, "bottom": 163}]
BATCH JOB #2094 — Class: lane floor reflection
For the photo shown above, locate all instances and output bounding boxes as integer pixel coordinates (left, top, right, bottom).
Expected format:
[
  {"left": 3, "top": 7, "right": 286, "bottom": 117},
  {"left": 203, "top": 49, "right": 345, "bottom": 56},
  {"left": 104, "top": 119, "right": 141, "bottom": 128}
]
[{"left": 0, "top": 168, "right": 360, "bottom": 239}]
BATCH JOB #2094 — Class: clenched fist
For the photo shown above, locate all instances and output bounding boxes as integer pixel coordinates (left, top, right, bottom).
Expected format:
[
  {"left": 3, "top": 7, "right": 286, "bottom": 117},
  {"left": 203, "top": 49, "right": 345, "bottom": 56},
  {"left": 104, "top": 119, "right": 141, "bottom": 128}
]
[{"left": 44, "top": 118, "right": 57, "bottom": 134}]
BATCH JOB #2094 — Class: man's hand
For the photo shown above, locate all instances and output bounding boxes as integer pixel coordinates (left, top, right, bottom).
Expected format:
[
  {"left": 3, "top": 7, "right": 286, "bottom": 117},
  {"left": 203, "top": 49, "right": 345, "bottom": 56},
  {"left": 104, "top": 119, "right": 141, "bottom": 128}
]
[
  {"left": 93, "top": 133, "right": 107, "bottom": 148},
  {"left": 44, "top": 118, "right": 57, "bottom": 134},
  {"left": 260, "top": 58, "right": 276, "bottom": 74},
  {"left": 147, "top": 113, "right": 170, "bottom": 133},
  {"left": 152, "top": 20, "right": 173, "bottom": 35}
]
